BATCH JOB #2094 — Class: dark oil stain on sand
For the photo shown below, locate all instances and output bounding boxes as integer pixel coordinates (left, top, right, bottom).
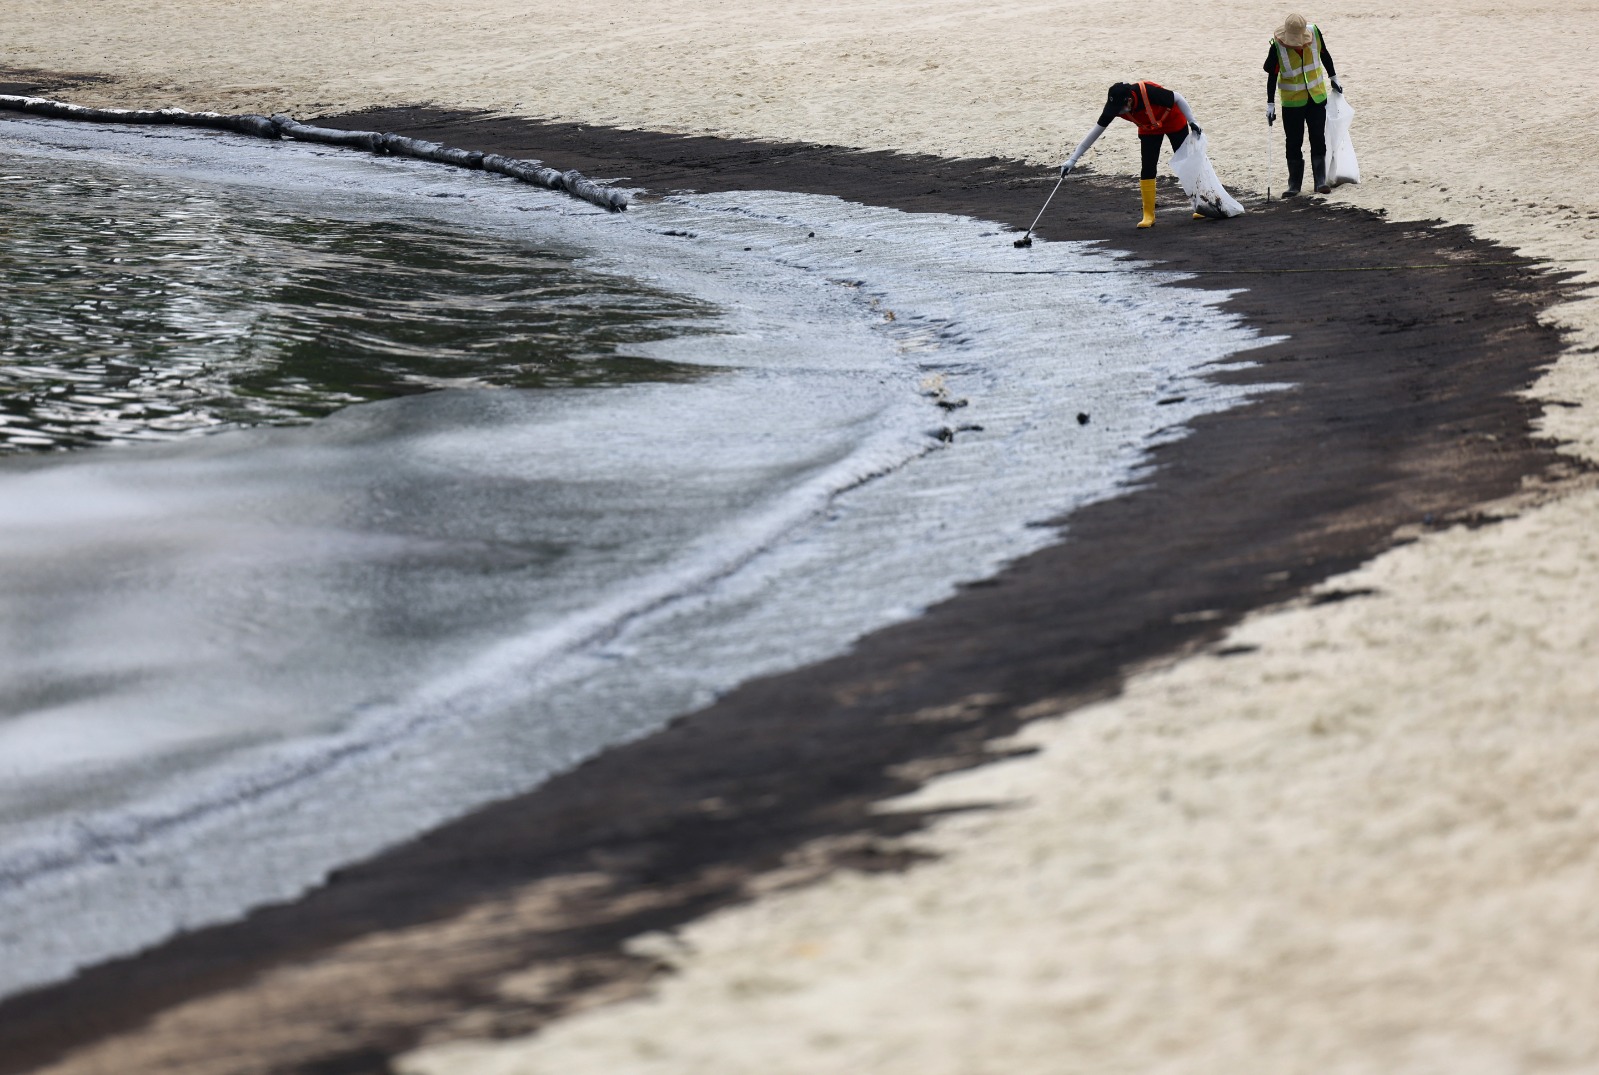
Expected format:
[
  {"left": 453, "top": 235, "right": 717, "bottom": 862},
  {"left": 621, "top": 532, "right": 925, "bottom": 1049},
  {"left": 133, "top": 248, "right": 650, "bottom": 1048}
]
[{"left": 0, "top": 81, "right": 1583, "bottom": 1074}]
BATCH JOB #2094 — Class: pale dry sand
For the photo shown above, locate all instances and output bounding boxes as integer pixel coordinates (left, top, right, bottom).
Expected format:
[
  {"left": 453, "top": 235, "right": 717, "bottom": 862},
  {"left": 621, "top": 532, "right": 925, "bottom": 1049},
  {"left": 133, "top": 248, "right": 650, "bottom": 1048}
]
[{"left": 6, "top": 1, "right": 1598, "bottom": 1070}]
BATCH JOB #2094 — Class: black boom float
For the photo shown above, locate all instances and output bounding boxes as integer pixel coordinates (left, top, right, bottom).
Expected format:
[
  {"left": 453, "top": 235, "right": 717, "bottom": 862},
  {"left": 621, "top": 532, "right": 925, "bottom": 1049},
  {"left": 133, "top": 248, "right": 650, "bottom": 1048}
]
[{"left": 0, "top": 94, "right": 630, "bottom": 212}]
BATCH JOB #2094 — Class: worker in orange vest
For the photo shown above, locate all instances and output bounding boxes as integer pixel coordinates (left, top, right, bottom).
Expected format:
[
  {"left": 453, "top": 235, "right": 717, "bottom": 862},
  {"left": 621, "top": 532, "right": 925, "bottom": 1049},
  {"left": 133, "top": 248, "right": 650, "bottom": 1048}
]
[{"left": 1060, "top": 81, "right": 1204, "bottom": 228}]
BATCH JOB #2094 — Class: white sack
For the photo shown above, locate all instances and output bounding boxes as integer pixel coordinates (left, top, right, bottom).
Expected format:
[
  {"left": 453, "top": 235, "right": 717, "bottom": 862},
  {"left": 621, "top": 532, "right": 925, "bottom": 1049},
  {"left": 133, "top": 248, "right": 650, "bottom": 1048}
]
[
  {"left": 1324, "top": 87, "right": 1360, "bottom": 186},
  {"left": 1168, "top": 133, "right": 1246, "bottom": 219}
]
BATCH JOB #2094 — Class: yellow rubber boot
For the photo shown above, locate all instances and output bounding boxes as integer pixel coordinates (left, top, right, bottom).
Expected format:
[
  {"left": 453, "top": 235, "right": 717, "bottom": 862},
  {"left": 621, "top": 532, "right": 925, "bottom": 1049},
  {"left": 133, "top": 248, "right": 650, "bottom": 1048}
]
[{"left": 1137, "top": 178, "right": 1156, "bottom": 228}]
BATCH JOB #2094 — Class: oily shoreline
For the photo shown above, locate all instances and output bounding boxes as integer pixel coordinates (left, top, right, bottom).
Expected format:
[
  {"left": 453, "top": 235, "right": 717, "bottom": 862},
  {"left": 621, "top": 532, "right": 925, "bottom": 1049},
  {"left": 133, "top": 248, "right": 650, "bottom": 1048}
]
[{"left": 0, "top": 99, "right": 1580, "bottom": 1075}]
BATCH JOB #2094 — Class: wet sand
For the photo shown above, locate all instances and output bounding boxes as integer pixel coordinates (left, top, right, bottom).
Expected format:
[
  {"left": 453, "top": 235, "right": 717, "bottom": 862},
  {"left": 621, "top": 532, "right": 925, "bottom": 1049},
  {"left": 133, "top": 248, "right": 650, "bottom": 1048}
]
[{"left": 0, "top": 0, "right": 1596, "bottom": 1070}]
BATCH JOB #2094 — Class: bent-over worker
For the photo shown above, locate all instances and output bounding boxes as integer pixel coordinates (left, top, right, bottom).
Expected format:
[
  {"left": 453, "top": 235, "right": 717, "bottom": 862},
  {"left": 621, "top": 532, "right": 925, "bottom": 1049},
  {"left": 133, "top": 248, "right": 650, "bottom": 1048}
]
[
  {"left": 1060, "top": 81, "right": 1203, "bottom": 228},
  {"left": 1266, "top": 12, "right": 1342, "bottom": 196}
]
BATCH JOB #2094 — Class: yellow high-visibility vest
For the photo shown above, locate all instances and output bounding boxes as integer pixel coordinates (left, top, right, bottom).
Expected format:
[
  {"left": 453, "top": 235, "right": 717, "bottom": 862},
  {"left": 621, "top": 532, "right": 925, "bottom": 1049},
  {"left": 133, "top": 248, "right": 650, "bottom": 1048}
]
[{"left": 1274, "top": 26, "right": 1330, "bottom": 107}]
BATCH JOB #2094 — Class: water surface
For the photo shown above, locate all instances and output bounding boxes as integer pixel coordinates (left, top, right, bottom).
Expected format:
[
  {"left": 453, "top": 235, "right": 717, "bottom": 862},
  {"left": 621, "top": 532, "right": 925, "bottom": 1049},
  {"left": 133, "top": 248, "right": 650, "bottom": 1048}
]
[
  {"left": 0, "top": 117, "right": 1274, "bottom": 998},
  {"left": 0, "top": 161, "right": 711, "bottom": 451}
]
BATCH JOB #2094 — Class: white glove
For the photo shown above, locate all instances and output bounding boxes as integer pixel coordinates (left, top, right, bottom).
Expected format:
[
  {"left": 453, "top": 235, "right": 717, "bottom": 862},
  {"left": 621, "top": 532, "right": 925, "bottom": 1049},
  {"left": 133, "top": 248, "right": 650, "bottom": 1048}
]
[
  {"left": 1059, "top": 161, "right": 1074, "bottom": 178},
  {"left": 1266, "top": 102, "right": 1277, "bottom": 125}
]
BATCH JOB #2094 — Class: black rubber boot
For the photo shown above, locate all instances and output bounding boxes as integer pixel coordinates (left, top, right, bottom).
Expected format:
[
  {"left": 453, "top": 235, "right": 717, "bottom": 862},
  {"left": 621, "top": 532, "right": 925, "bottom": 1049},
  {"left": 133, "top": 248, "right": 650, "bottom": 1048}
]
[
  {"left": 1313, "top": 157, "right": 1331, "bottom": 195},
  {"left": 1283, "top": 154, "right": 1303, "bottom": 198}
]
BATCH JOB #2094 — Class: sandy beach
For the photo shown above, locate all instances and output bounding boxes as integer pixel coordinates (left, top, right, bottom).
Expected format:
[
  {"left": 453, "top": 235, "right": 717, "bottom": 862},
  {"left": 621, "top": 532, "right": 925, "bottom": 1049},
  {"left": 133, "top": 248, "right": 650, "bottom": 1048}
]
[{"left": 2, "top": 1, "right": 1597, "bottom": 1071}]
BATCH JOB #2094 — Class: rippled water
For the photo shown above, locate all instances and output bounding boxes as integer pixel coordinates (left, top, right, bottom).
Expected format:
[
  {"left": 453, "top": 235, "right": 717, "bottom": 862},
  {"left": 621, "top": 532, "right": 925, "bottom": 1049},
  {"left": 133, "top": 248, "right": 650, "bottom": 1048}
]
[{"left": 0, "top": 162, "right": 711, "bottom": 451}]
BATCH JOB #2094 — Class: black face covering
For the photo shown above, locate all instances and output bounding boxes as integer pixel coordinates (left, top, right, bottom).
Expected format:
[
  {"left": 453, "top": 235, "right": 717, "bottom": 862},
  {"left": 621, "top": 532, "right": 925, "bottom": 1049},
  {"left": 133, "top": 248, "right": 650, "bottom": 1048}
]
[{"left": 1108, "top": 82, "right": 1134, "bottom": 111}]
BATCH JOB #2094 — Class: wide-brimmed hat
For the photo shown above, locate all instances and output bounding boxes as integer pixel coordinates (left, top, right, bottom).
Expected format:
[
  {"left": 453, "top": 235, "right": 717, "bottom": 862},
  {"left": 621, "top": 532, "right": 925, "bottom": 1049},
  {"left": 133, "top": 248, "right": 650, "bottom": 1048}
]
[{"left": 1275, "top": 13, "right": 1313, "bottom": 47}]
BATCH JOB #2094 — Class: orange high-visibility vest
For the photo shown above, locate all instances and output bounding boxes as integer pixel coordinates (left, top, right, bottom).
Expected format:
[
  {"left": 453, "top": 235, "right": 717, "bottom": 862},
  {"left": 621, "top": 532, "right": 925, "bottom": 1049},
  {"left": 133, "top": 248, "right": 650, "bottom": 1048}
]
[{"left": 1118, "top": 81, "right": 1188, "bottom": 136}]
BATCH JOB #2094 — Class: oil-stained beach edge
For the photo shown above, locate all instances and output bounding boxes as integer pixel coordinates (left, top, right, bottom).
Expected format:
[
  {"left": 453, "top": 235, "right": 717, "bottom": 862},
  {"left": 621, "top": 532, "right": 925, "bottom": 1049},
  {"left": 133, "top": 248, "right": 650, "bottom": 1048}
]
[{"left": 0, "top": 82, "right": 1584, "bottom": 1075}]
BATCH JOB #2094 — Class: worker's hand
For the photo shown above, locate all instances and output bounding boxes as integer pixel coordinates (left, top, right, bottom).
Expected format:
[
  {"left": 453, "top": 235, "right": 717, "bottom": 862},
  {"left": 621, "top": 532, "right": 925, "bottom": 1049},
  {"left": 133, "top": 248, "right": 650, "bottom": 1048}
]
[
  {"left": 1331, "top": 78, "right": 1343, "bottom": 94},
  {"left": 1059, "top": 161, "right": 1074, "bottom": 178},
  {"left": 1189, "top": 121, "right": 1202, "bottom": 137},
  {"left": 1267, "top": 103, "right": 1277, "bottom": 125}
]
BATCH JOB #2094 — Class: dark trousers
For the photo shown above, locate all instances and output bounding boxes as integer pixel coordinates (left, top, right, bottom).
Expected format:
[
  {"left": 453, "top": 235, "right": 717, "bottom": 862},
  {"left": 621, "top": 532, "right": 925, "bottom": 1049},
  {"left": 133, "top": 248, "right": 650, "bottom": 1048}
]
[
  {"left": 1138, "top": 125, "right": 1190, "bottom": 180},
  {"left": 1281, "top": 101, "right": 1327, "bottom": 189}
]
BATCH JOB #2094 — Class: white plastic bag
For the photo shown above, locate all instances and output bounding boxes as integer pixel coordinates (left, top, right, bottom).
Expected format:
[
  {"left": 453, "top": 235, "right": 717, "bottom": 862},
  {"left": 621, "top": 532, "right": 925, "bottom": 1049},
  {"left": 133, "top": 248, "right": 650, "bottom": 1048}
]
[
  {"left": 1324, "top": 87, "right": 1360, "bottom": 186},
  {"left": 1168, "top": 133, "right": 1246, "bottom": 219}
]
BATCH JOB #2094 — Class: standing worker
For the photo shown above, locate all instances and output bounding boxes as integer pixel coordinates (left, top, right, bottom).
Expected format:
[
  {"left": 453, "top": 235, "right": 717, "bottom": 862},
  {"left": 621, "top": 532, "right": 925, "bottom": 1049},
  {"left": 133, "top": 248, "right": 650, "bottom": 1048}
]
[
  {"left": 1060, "top": 81, "right": 1204, "bottom": 228},
  {"left": 1265, "top": 12, "right": 1343, "bottom": 196}
]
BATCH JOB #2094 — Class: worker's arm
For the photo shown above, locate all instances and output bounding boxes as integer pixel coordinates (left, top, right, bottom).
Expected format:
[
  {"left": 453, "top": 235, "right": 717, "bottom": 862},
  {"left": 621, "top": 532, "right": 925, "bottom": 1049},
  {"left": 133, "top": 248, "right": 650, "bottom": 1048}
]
[
  {"left": 1061, "top": 124, "right": 1106, "bottom": 175},
  {"left": 1171, "top": 90, "right": 1200, "bottom": 134},
  {"left": 1317, "top": 27, "right": 1342, "bottom": 91},
  {"left": 1061, "top": 87, "right": 1133, "bottom": 175},
  {"left": 1063, "top": 86, "right": 1134, "bottom": 174}
]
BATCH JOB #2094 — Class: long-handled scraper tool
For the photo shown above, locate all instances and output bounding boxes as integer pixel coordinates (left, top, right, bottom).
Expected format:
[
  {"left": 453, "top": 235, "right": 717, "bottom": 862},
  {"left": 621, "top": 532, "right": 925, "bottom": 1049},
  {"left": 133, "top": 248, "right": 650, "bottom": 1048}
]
[
  {"left": 1265, "top": 109, "right": 1275, "bottom": 202},
  {"left": 1013, "top": 173, "right": 1066, "bottom": 248}
]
